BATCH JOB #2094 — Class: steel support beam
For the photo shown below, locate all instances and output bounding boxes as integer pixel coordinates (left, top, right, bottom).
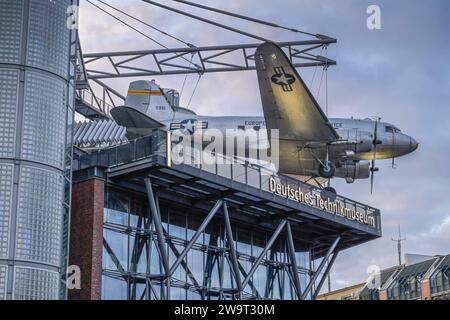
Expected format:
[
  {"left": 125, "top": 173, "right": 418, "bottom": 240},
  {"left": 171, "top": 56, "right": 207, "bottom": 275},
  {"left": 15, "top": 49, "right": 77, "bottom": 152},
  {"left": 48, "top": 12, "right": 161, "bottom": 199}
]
[
  {"left": 301, "top": 235, "right": 341, "bottom": 300},
  {"left": 237, "top": 260, "right": 261, "bottom": 299},
  {"left": 242, "top": 219, "right": 287, "bottom": 289},
  {"left": 313, "top": 251, "right": 339, "bottom": 299},
  {"left": 170, "top": 199, "right": 223, "bottom": 275},
  {"left": 202, "top": 232, "right": 218, "bottom": 300},
  {"left": 82, "top": 40, "right": 336, "bottom": 80},
  {"left": 145, "top": 177, "right": 170, "bottom": 277},
  {"left": 286, "top": 221, "right": 303, "bottom": 300},
  {"left": 223, "top": 202, "right": 243, "bottom": 296},
  {"left": 166, "top": 234, "right": 202, "bottom": 292}
]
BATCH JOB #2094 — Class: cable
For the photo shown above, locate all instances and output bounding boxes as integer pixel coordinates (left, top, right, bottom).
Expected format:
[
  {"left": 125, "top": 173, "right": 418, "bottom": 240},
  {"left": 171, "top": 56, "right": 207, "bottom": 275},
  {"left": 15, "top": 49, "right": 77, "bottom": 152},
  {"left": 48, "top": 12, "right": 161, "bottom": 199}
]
[
  {"left": 316, "top": 66, "right": 325, "bottom": 100},
  {"left": 86, "top": 0, "right": 169, "bottom": 49},
  {"left": 171, "top": 0, "right": 317, "bottom": 38},
  {"left": 140, "top": 0, "right": 269, "bottom": 42},
  {"left": 86, "top": 0, "right": 198, "bottom": 67},
  {"left": 94, "top": 0, "right": 200, "bottom": 99},
  {"left": 179, "top": 54, "right": 195, "bottom": 99},
  {"left": 96, "top": 0, "right": 196, "bottom": 48},
  {"left": 187, "top": 74, "right": 202, "bottom": 108},
  {"left": 309, "top": 46, "right": 324, "bottom": 88},
  {"left": 325, "top": 46, "right": 329, "bottom": 116}
]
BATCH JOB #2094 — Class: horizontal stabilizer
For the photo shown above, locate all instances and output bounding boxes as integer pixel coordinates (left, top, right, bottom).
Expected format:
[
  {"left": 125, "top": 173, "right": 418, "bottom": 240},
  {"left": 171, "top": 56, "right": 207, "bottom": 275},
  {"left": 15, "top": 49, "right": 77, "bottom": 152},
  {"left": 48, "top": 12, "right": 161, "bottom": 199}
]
[{"left": 111, "top": 106, "right": 165, "bottom": 139}]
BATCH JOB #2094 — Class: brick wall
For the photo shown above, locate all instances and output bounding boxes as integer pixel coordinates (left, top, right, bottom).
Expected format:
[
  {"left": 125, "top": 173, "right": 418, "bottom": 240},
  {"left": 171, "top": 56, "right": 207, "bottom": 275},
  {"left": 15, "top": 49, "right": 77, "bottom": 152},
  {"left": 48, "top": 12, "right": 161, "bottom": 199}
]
[
  {"left": 421, "top": 279, "right": 431, "bottom": 300},
  {"left": 68, "top": 178, "right": 105, "bottom": 300},
  {"left": 379, "top": 290, "right": 388, "bottom": 300}
]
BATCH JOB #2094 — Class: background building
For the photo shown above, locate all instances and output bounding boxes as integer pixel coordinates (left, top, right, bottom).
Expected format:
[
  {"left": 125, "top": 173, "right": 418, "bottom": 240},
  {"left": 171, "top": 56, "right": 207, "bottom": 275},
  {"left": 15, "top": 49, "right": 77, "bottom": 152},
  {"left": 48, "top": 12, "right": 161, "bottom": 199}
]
[
  {"left": 316, "top": 283, "right": 365, "bottom": 300},
  {"left": 318, "top": 253, "right": 450, "bottom": 300}
]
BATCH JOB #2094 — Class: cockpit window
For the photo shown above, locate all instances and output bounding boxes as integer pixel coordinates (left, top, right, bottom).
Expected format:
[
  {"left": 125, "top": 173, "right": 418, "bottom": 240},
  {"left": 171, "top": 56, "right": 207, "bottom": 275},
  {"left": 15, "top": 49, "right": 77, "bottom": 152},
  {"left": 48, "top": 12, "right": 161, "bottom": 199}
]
[{"left": 386, "top": 126, "right": 401, "bottom": 133}]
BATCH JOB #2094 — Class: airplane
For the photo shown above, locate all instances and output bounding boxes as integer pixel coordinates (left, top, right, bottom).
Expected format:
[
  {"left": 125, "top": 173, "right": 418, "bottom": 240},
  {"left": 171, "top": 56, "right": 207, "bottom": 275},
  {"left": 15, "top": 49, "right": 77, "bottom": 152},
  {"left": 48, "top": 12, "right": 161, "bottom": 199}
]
[{"left": 111, "top": 42, "right": 419, "bottom": 194}]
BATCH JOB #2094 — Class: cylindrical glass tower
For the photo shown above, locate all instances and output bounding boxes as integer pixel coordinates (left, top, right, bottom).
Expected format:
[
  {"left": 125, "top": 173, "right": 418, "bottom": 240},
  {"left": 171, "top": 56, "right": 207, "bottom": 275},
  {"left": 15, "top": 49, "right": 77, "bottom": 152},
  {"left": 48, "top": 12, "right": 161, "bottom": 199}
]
[{"left": 0, "top": 0, "right": 76, "bottom": 300}]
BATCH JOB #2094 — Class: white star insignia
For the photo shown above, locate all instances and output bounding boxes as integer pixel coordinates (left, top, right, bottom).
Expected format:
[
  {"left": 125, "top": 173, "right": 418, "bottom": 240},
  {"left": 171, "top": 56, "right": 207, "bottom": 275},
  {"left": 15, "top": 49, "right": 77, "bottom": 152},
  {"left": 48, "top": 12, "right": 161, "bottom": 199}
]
[{"left": 273, "top": 74, "right": 291, "bottom": 86}]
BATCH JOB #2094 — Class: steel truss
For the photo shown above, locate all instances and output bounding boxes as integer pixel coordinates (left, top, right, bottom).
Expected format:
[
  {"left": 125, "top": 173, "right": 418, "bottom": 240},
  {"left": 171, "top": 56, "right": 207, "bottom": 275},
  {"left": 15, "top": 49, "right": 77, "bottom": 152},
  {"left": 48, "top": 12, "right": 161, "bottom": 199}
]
[
  {"left": 75, "top": 39, "right": 335, "bottom": 120},
  {"left": 82, "top": 39, "right": 336, "bottom": 80},
  {"left": 101, "top": 177, "right": 341, "bottom": 300}
]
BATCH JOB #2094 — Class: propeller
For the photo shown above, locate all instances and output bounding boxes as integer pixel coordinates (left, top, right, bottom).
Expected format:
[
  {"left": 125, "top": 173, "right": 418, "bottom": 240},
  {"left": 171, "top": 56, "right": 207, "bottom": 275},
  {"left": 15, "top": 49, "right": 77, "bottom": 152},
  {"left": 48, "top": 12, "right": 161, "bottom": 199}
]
[{"left": 370, "top": 117, "right": 381, "bottom": 193}]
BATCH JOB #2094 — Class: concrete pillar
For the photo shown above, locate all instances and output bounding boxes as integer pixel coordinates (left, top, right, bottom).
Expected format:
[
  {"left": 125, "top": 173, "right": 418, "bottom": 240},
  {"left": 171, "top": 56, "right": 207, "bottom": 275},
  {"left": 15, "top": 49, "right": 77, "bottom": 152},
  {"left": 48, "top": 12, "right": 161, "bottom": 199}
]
[
  {"left": 68, "top": 179, "right": 105, "bottom": 300},
  {"left": 0, "top": 0, "right": 77, "bottom": 300}
]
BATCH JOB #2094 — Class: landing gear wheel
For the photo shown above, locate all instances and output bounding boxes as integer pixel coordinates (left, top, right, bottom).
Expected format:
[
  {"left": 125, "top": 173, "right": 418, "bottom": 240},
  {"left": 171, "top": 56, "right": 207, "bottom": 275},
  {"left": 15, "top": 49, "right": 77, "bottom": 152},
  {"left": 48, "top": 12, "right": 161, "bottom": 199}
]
[
  {"left": 318, "top": 161, "right": 336, "bottom": 179},
  {"left": 321, "top": 186, "right": 337, "bottom": 201}
]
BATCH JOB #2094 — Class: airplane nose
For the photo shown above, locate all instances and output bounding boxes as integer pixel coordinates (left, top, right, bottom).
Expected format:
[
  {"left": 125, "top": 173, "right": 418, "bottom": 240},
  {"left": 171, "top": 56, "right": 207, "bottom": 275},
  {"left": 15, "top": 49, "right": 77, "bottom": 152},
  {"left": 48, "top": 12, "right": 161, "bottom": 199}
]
[{"left": 409, "top": 137, "right": 419, "bottom": 151}]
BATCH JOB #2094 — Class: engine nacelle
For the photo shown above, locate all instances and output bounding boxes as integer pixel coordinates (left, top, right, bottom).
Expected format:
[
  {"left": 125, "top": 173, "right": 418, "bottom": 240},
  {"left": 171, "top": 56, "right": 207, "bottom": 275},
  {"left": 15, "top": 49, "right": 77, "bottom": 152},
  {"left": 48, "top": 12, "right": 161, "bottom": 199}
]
[{"left": 335, "top": 161, "right": 370, "bottom": 182}]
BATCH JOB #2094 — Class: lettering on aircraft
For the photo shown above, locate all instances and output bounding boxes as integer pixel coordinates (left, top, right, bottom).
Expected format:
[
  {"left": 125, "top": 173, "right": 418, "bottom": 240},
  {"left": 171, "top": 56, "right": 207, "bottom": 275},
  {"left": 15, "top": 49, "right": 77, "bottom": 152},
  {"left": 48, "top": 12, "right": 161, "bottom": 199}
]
[{"left": 245, "top": 120, "right": 266, "bottom": 126}]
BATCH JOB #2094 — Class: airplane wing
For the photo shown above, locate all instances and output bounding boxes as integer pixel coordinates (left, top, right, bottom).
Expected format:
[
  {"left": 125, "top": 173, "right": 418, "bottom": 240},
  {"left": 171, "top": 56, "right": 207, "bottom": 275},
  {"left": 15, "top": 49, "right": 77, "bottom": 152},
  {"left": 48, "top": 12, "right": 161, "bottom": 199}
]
[{"left": 255, "top": 42, "right": 339, "bottom": 144}]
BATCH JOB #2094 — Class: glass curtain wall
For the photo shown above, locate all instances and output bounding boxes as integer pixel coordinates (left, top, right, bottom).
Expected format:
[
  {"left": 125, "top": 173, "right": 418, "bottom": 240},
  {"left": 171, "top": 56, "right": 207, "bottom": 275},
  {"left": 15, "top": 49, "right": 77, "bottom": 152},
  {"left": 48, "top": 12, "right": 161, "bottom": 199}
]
[{"left": 102, "top": 187, "right": 311, "bottom": 300}]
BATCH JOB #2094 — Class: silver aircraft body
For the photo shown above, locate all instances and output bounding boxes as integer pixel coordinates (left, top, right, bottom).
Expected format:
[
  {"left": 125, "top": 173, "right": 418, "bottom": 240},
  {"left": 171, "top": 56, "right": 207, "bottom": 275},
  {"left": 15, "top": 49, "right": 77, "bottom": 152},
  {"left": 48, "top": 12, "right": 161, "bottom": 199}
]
[{"left": 111, "top": 42, "right": 418, "bottom": 185}]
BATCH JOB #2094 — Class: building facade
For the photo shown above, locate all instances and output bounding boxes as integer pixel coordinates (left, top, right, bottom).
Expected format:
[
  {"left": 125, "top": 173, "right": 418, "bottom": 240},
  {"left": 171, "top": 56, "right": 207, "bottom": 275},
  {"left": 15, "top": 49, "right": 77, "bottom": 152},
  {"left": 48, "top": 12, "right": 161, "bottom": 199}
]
[
  {"left": 67, "top": 130, "right": 381, "bottom": 300},
  {"left": 0, "top": 0, "right": 77, "bottom": 300},
  {"left": 319, "top": 254, "right": 450, "bottom": 300},
  {"left": 316, "top": 283, "right": 365, "bottom": 300}
]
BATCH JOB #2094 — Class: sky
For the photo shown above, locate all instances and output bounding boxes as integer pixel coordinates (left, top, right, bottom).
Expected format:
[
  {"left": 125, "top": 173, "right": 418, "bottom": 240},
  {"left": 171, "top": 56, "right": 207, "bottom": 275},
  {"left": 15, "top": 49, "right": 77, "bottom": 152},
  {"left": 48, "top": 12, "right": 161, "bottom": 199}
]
[{"left": 78, "top": 0, "right": 450, "bottom": 292}]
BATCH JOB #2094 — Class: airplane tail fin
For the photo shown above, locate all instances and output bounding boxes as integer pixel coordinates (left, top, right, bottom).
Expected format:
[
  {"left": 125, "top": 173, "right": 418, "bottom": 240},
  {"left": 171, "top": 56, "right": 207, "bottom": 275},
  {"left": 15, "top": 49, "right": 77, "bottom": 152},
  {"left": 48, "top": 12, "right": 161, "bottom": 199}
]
[
  {"left": 125, "top": 80, "right": 174, "bottom": 122},
  {"left": 111, "top": 80, "right": 173, "bottom": 139}
]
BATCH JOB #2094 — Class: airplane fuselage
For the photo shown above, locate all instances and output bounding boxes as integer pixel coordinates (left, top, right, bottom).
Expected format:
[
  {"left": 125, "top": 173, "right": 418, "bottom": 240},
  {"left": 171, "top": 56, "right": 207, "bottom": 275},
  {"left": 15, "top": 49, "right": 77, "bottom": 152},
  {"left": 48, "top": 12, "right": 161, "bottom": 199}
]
[
  {"left": 112, "top": 75, "right": 419, "bottom": 183},
  {"left": 167, "top": 113, "right": 418, "bottom": 161},
  {"left": 162, "top": 113, "right": 418, "bottom": 182}
]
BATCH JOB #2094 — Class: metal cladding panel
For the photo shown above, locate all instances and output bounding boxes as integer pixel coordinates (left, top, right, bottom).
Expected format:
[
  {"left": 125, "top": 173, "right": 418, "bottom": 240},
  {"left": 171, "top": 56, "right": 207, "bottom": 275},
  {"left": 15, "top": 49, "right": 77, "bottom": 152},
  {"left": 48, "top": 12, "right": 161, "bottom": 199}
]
[
  {"left": 0, "top": 266, "right": 6, "bottom": 300},
  {"left": 0, "top": 69, "right": 19, "bottom": 158},
  {"left": 15, "top": 166, "right": 64, "bottom": 266},
  {"left": 13, "top": 267, "right": 59, "bottom": 300},
  {"left": 22, "top": 71, "right": 67, "bottom": 169},
  {"left": 73, "top": 120, "right": 128, "bottom": 148},
  {"left": 0, "top": 164, "right": 13, "bottom": 259},
  {"left": 27, "top": 0, "right": 70, "bottom": 78},
  {"left": 0, "top": 0, "right": 22, "bottom": 64}
]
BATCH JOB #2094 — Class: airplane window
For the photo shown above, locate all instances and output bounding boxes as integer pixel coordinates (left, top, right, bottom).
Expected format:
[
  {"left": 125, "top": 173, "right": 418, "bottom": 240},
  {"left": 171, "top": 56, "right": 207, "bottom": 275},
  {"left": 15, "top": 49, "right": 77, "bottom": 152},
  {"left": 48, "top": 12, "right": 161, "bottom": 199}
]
[
  {"left": 238, "top": 125, "right": 245, "bottom": 130},
  {"left": 386, "top": 126, "right": 401, "bottom": 133}
]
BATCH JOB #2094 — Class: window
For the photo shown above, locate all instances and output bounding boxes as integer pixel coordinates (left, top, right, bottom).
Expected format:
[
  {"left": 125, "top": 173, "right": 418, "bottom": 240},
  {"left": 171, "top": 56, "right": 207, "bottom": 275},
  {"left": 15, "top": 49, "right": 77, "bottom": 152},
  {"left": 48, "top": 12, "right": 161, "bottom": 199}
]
[{"left": 386, "top": 126, "right": 401, "bottom": 133}]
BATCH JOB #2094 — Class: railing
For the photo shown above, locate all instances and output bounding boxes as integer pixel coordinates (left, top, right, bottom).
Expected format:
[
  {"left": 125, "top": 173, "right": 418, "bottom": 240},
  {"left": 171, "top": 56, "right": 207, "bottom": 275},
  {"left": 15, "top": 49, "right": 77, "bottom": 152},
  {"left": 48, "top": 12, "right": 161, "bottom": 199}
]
[
  {"left": 76, "top": 89, "right": 115, "bottom": 117},
  {"left": 73, "top": 131, "right": 166, "bottom": 170},
  {"left": 73, "top": 129, "right": 381, "bottom": 231}
]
